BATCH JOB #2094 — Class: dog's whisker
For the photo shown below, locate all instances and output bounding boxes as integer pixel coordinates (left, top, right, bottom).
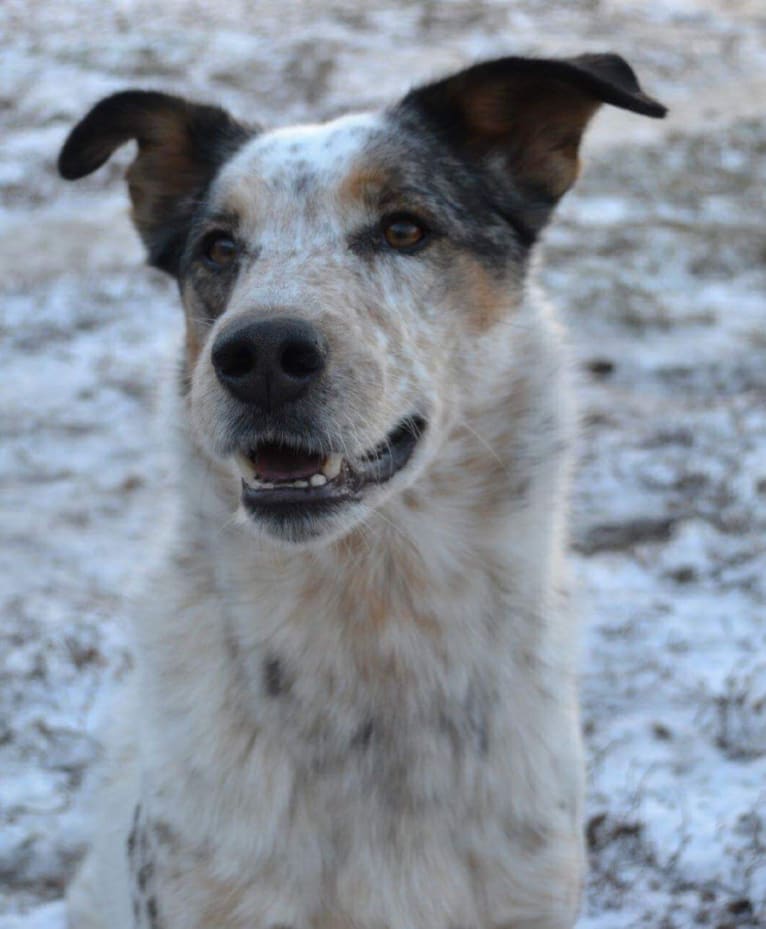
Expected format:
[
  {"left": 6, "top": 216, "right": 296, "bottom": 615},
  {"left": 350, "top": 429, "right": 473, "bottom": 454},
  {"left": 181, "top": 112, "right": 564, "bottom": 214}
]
[{"left": 453, "top": 418, "right": 513, "bottom": 477}]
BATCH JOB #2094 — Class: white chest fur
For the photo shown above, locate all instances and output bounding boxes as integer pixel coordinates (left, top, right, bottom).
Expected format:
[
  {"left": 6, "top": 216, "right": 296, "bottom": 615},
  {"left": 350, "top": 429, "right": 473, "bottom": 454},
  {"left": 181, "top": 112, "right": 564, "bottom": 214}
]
[{"left": 128, "top": 351, "right": 584, "bottom": 928}]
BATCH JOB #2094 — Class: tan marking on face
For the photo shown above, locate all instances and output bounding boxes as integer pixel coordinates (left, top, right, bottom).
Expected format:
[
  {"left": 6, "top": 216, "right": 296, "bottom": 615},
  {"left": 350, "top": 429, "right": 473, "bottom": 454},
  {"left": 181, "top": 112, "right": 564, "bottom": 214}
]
[
  {"left": 215, "top": 113, "right": 382, "bottom": 212},
  {"left": 179, "top": 281, "right": 209, "bottom": 372},
  {"left": 336, "top": 165, "right": 387, "bottom": 210},
  {"left": 401, "top": 490, "right": 422, "bottom": 511},
  {"left": 184, "top": 315, "right": 202, "bottom": 367},
  {"left": 450, "top": 253, "right": 515, "bottom": 333},
  {"left": 217, "top": 172, "right": 270, "bottom": 223}
]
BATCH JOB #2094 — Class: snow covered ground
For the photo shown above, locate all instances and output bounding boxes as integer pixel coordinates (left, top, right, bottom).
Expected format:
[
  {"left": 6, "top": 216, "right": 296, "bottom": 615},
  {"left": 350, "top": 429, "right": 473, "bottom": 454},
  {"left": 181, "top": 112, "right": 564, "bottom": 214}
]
[{"left": 1, "top": 1, "right": 765, "bottom": 926}]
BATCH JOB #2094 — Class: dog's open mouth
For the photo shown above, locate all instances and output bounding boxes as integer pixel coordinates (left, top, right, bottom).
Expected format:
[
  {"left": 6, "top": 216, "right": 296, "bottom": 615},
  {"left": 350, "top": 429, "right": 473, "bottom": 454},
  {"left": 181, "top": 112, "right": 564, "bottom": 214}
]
[{"left": 234, "top": 415, "right": 426, "bottom": 514}]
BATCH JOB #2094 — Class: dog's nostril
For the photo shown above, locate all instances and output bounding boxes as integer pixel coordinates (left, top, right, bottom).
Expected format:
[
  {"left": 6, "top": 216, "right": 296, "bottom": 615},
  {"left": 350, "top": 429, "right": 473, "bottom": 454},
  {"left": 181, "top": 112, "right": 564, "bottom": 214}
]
[
  {"left": 214, "top": 342, "right": 257, "bottom": 379},
  {"left": 280, "top": 340, "right": 323, "bottom": 379}
]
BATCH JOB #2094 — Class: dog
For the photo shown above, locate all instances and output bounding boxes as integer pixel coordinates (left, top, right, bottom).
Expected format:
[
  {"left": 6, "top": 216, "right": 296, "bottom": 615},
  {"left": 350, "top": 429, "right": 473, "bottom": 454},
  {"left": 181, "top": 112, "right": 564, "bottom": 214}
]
[{"left": 58, "top": 52, "right": 665, "bottom": 929}]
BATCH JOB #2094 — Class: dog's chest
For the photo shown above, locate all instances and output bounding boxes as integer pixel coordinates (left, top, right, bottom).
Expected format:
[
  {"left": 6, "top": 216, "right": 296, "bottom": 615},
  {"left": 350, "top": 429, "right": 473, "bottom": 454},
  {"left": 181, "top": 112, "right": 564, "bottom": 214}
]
[
  {"left": 138, "top": 577, "right": 581, "bottom": 929},
  {"left": 142, "top": 569, "right": 524, "bottom": 928},
  {"left": 222, "top": 568, "right": 503, "bottom": 810},
  {"left": 136, "top": 511, "right": 582, "bottom": 927}
]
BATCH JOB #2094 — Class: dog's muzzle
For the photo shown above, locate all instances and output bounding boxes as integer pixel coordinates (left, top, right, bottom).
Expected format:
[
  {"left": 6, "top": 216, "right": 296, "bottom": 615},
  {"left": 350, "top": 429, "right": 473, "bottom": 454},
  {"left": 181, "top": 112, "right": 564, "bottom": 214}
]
[
  {"left": 212, "top": 314, "right": 426, "bottom": 534},
  {"left": 234, "top": 414, "right": 426, "bottom": 517}
]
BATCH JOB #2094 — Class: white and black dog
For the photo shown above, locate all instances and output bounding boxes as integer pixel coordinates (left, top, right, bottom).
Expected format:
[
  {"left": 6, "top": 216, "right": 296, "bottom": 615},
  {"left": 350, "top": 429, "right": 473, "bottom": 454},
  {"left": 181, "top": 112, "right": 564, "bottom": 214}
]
[{"left": 59, "top": 53, "right": 665, "bottom": 929}]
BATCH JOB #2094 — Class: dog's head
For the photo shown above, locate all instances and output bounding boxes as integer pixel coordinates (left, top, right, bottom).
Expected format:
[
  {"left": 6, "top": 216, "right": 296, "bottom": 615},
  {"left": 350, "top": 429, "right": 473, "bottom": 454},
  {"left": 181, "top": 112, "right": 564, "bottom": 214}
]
[{"left": 59, "top": 54, "right": 665, "bottom": 545}]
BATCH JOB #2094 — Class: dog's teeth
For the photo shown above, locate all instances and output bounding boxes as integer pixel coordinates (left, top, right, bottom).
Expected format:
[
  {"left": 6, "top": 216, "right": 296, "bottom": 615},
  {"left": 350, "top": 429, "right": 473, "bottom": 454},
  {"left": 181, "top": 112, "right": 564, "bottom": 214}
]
[
  {"left": 238, "top": 452, "right": 341, "bottom": 489},
  {"left": 322, "top": 454, "right": 343, "bottom": 480}
]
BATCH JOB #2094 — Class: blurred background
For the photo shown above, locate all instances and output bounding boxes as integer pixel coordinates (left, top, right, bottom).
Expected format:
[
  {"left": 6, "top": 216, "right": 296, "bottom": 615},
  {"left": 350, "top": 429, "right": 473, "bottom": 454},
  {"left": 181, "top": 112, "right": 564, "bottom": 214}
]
[{"left": 1, "top": 2, "right": 765, "bottom": 927}]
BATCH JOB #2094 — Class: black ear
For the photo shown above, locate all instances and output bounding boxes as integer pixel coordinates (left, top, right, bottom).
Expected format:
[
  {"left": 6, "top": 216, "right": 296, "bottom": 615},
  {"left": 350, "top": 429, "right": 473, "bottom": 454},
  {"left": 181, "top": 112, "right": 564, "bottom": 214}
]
[
  {"left": 58, "top": 91, "right": 252, "bottom": 274},
  {"left": 398, "top": 53, "right": 667, "bottom": 233}
]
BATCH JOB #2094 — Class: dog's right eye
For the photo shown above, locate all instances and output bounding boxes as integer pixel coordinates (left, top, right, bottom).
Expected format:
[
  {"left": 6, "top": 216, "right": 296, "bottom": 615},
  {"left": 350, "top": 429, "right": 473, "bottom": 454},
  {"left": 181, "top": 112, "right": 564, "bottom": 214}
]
[
  {"left": 381, "top": 213, "right": 430, "bottom": 253},
  {"left": 201, "top": 233, "right": 239, "bottom": 270}
]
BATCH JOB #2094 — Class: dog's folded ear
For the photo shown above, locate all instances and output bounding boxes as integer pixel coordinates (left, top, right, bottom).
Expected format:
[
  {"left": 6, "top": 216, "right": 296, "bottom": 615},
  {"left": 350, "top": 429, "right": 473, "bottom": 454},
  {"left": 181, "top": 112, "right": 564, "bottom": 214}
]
[
  {"left": 58, "top": 91, "right": 252, "bottom": 274},
  {"left": 398, "top": 54, "right": 667, "bottom": 234}
]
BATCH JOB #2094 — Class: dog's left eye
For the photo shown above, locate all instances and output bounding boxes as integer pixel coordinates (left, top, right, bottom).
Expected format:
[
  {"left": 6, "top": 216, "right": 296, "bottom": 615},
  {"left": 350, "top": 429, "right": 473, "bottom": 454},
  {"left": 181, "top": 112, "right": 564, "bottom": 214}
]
[
  {"left": 202, "top": 233, "right": 239, "bottom": 269},
  {"left": 381, "top": 214, "right": 429, "bottom": 252}
]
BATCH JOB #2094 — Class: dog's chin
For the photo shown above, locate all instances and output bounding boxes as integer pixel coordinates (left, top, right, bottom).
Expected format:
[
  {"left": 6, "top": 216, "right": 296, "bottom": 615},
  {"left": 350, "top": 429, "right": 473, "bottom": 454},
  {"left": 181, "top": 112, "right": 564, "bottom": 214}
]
[{"left": 231, "top": 414, "right": 427, "bottom": 546}]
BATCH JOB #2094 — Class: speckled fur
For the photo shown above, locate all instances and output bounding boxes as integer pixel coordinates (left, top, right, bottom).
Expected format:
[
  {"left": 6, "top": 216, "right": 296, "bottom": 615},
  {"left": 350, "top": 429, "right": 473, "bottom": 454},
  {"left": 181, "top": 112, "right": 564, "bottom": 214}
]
[{"left": 61, "top": 54, "right": 666, "bottom": 929}]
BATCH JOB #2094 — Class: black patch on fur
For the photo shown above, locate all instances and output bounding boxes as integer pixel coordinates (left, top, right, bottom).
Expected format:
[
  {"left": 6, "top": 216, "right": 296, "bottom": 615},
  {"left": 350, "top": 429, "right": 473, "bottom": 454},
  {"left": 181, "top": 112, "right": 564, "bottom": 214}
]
[
  {"left": 127, "top": 803, "right": 141, "bottom": 860},
  {"left": 179, "top": 207, "right": 254, "bottom": 325},
  {"left": 58, "top": 91, "right": 254, "bottom": 275},
  {"left": 181, "top": 256, "right": 240, "bottom": 323},
  {"left": 351, "top": 127, "right": 533, "bottom": 268},
  {"left": 151, "top": 819, "right": 178, "bottom": 850},
  {"left": 388, "top": 115, "right": 544, "bottom": 254},
  {"left": 393, "top": 53, "right": 666, "bottom": 239},
  {"left": 473, "top": 717, "right": 490, "bottom": 756},
  {"left": 264, "top": 656, "right": 287, "bottom": 698},
  {"left": 398, "top": 54, "right": 666, "bottom": 134},
  {"left": 467, "top": 685, "right": 491, "bottom": 756},
  {"left": 126, "top": 804, "right": 165, "bottom": 929},
  {"left": 440, "top": 684, "right": 491, "bottom": 758},
  {"left": 293, "top": 170, "right": 316, "bottom": 195},
  {"left": 137, "top": 861, "right": 154, "bottom": 890},
  {"left": 146, "top": 896, "right": 161, "bottom": 928},
  {"left": 351, "top": 719, "right": 375, "bottom": 749}
]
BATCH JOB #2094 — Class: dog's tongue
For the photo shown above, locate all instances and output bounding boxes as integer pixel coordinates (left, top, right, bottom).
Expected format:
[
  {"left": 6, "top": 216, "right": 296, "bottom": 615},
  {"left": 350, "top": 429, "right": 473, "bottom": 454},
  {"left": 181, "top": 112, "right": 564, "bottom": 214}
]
[{"left": 253, "top": 444, "right": 324, "bottom": 482}]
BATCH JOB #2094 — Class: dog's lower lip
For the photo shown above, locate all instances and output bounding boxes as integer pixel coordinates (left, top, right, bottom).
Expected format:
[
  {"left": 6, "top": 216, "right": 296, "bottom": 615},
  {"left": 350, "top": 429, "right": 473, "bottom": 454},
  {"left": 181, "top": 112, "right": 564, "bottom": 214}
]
[{"left": 236, "top": 415, "right": 426, "bottom": 512}]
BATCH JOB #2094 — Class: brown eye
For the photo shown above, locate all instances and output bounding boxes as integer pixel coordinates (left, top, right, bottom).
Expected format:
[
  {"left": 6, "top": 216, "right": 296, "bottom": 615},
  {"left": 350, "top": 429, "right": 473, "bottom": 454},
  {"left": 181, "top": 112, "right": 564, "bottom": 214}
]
[
  {"left": 203, "top": 233, "right": 238, "bottom": 269},
  {"left": 381, "top": 214, "right": 429, "bottom": 252}
]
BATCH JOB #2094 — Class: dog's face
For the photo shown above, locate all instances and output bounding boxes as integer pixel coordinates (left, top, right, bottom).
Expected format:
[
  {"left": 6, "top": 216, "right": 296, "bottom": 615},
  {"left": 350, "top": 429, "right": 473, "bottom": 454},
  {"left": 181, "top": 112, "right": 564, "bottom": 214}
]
[
  {"left": 182, "top": 110, "right": 536, "bottom": 544},
  {"left": 59, "top": 55, "right": 664, "bottom": 544}
]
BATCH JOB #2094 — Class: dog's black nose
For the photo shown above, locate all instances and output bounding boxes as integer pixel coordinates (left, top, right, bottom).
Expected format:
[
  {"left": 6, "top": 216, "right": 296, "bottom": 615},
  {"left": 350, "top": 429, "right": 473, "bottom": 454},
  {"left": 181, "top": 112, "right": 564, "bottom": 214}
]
[{"left": 211, "top": 317, "right": 327, "bottom": 411}]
